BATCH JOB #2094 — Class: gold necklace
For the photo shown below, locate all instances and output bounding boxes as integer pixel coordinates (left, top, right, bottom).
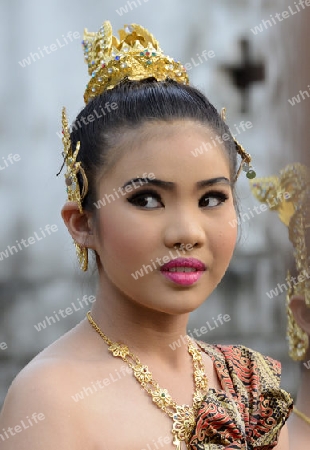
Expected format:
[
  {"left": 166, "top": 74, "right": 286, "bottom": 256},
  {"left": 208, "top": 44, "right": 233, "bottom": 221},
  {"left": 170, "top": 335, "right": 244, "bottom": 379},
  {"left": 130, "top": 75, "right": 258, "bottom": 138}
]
[
  {"left": 294, "top": 406, "right": 310, "bottom": 426},
  {"left": 87, "top": 312, "right": 208, "bottom": 450}
]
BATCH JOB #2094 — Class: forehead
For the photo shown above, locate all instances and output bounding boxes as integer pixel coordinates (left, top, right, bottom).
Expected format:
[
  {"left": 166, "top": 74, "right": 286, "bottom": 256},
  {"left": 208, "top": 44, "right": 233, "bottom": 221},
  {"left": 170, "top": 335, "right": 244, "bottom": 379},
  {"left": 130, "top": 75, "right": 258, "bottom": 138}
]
[{"left": 101, "top": 120, "right": 231, "bottom": 184}]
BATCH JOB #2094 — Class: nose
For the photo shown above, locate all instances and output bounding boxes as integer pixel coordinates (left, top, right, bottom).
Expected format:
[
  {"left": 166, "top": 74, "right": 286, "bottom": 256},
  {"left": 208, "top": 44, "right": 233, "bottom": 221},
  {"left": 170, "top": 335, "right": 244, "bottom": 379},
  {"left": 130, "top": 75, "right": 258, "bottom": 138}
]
[{"left": 163, "top": 209, "right": 206, "bottom": 250}]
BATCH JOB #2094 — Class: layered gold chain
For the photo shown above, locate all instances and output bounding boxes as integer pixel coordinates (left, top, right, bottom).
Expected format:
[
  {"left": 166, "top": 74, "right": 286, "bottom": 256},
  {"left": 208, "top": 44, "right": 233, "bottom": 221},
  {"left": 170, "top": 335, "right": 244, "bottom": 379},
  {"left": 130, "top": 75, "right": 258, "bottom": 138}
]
[{"left": 87, "top": 312, "right": 208, "bottom": 449}]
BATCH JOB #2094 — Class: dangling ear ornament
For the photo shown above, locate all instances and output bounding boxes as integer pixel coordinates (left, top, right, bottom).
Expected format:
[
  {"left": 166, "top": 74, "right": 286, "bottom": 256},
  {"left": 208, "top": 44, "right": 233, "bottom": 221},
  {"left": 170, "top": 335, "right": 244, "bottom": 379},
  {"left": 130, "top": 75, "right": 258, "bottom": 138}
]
[
  {"left": 61, "top": 107, "right": 89, "bottom": 271},
  {"left": 220, "top": 107, "right": 256, "bottom": 181}
]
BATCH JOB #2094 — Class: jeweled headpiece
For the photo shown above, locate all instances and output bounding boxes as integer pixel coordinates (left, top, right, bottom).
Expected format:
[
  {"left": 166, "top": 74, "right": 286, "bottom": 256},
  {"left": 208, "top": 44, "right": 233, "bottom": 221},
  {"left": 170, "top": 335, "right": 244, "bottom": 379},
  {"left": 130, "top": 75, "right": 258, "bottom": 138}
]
[
  {"left": 61, "top": 20, "right": 255, "bottom": 271},
  {"left": 82, "top": 22, "right": 189, "bottom": 104},
  {"left": 250, "top": 163, "right": 310, "bottom": 360}
]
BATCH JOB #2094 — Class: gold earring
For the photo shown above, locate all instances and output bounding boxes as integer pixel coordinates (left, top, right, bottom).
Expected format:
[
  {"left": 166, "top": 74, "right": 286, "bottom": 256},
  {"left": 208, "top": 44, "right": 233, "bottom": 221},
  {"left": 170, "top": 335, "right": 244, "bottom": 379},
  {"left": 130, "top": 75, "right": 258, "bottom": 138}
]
[
  {"left": 61, "top": 107, "right": 89, "bottom": 272},
  {"left": 74, "top": 241, "right": 88, "bottom": 272}
]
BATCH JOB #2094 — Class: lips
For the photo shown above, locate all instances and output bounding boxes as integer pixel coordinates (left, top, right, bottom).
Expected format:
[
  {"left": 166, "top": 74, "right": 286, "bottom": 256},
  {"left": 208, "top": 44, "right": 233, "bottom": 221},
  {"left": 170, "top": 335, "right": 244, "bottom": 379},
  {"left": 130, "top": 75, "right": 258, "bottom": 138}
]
[
  {"left": 160, "top": 258, "right": 206, "bottom": 286},
  {"left": 160, "top": 257, "right": 206, "bottom": 272}
]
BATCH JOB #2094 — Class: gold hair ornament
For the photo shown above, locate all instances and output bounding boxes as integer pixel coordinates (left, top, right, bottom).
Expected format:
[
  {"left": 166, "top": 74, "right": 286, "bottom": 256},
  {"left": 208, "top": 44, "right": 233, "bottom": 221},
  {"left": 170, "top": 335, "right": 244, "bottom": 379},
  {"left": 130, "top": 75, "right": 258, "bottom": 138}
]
[
  {"left": 61, "top": 107, "right": 88, "bottom": 271},
  {"left": 250, "top": 163, "right": 310, "bottom": 360},
  {"left": 82, "top": 21, "right": 189, "bottom": 104},
  {"left": 221, "top": 108, "right": 256, "bottom": 181}
]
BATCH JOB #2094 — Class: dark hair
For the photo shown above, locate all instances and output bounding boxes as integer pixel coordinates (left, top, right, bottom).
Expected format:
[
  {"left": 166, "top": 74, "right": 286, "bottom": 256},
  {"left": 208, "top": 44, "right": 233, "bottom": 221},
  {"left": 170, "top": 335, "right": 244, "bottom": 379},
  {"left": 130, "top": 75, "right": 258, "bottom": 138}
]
[{"left": 70, "top": 77, "right": 239, "bottom": 211}]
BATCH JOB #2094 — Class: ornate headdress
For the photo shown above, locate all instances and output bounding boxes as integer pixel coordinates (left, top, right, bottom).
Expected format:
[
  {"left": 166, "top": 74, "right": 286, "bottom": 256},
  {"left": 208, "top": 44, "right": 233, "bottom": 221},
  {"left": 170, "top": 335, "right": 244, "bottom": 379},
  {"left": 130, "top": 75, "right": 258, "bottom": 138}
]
[
  {"left": 250, "top": 163, "right": 310, "bottom": 360},
  {"left": 61, "top": 21, "right": 255, "bottom": 271}
]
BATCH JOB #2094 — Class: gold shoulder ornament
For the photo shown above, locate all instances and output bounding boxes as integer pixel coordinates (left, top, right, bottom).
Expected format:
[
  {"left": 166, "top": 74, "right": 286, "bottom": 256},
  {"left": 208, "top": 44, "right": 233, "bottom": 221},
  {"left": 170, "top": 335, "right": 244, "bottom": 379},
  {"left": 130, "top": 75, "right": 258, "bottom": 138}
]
[{"left": 250, "top": 163, "right": 310, "bottom": 360}]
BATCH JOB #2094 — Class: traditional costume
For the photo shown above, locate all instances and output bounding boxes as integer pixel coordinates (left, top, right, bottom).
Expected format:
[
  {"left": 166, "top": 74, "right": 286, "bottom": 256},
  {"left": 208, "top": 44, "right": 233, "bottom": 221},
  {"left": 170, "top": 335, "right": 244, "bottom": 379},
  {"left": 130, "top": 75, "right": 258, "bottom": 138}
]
[{"left": 61, "top": 21, "right": 293, "bottom": 449}]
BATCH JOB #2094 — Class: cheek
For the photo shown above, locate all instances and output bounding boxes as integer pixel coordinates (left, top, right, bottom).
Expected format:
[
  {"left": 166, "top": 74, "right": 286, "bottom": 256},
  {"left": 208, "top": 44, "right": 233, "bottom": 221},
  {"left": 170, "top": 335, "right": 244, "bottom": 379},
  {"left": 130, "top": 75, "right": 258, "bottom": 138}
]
[
  {"left": 96, "top": 204, "right": 156, "bottom": 269},
  {"left": 209, "top": 208, "right": 238, "bottom": 261}
]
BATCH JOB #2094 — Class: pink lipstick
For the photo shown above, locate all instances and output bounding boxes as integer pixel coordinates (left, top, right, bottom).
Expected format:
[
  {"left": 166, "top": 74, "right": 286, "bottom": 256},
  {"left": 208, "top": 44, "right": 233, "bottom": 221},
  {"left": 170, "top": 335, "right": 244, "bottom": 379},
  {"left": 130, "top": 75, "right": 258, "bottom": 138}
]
[{"left": 160, "top": 257, "right": 206, "bottom": 286}]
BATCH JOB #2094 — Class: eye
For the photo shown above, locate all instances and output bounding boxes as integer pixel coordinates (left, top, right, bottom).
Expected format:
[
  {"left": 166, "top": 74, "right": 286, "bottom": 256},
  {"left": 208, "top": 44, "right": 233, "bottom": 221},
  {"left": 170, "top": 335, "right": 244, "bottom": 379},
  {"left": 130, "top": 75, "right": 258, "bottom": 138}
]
[
  {"left": 199, "top": 191, "right": 229, "bottom": 208},
  {"left": 127, "top": 190, "right": 163, "bottom": 209}
]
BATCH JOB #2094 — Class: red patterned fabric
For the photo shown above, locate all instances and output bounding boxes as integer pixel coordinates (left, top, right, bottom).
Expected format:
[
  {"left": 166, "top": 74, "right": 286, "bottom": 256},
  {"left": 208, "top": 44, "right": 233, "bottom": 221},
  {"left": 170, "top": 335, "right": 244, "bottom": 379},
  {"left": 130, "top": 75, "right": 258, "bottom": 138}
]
[{"left": 189, "top": 344, "right": 293, "bottom": 449}]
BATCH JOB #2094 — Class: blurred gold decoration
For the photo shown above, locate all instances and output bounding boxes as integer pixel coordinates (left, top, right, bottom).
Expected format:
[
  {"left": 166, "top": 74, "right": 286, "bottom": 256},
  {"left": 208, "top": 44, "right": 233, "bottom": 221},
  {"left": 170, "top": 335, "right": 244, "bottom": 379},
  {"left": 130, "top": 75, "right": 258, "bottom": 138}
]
[{"left": 250, "top": 163, "right": 310, "bottom": 360}]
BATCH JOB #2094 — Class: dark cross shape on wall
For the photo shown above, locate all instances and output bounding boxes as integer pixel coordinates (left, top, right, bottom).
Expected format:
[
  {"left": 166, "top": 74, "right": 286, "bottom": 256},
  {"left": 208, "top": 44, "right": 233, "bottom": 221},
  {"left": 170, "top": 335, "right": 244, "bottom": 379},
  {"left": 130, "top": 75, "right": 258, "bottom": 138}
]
[{"left": 221, "top": 38, "right": 265, "bottom": 113}]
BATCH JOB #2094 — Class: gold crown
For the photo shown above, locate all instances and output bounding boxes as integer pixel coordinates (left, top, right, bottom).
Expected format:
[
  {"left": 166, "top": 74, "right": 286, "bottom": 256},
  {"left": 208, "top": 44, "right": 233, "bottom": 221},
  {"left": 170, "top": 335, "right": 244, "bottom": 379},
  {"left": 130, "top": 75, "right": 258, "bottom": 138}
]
[
  {"left": 250, "top": 163, "right": 310, "bottom": 359},
  {"left": 82, "top": 21, "right": 189, "bottom": 104}
]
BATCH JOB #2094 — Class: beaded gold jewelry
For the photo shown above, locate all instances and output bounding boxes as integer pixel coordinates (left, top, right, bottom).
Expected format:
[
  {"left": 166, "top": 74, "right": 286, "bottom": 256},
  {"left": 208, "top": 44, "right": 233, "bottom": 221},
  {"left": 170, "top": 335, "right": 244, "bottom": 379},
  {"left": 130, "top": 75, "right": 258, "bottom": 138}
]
[
  {"left": 221, "top": 107, "right": 255, "bottom": 180},
  {"left": 61, "top": 107, "right": 88, "bottom": 271},
  {"left": 87, "top": 311, "right": 208, "bottom": 450},
  {"left": 250, "top": 163, "right": 310, "bottom": 360}
]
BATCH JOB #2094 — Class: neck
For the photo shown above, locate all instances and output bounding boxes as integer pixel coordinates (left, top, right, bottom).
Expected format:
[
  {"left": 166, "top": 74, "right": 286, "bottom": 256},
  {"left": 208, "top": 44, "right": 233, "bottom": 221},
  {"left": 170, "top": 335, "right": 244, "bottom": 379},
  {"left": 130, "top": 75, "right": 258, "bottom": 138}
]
[{"left": 89, "top": 278, "right": 192, "bottom": 368}]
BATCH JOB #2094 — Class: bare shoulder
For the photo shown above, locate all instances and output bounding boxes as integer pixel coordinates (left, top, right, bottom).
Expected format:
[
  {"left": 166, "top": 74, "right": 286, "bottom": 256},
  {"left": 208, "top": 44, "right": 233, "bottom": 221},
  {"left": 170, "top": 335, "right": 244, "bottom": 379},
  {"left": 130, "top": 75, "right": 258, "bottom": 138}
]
[
  {"left": 0, "top": 320, "right": 102, "bottom": 450},
  {"left": 274, "top": 424, "right": 289, "bottom": 450},
  {"left": 0, "top": 358, "right": 83, "bottom": 449}
]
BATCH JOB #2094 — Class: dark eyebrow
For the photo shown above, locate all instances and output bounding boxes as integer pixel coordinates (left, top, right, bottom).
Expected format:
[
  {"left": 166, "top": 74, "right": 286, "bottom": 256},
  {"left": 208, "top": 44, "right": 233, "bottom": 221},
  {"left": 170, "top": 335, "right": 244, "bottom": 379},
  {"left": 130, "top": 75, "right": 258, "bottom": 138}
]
[
  {"left": 196, "top": 177, "right": 231, "bottom": 189},
  {"left": 122, "top": 178, "right": 174, "bottom": 190},
  {"left": 121, "top": 177, "right": 231, "bottom": 190}
]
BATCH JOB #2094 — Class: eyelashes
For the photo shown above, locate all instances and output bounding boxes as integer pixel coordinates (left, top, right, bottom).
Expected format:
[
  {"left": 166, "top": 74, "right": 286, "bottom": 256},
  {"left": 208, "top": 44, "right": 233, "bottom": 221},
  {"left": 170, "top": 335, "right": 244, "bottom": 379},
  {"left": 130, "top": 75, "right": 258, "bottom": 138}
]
[
  {"left": 127, "top": 189, "right": 163, "bottom": 208},
  {"left": 127, "top": 189, "right": 229, "bottom": 209}
]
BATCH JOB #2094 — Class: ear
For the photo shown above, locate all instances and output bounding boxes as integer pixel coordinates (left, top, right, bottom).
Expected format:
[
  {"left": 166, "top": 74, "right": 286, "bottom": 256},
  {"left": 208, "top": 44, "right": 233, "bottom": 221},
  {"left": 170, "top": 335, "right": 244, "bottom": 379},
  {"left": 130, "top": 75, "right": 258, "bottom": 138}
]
[
  {"left": 61, "top": 202, "right": 96, "bottom": 250},
  {"left": 289, "top": 295, "right": 310, "bottom": 336}
]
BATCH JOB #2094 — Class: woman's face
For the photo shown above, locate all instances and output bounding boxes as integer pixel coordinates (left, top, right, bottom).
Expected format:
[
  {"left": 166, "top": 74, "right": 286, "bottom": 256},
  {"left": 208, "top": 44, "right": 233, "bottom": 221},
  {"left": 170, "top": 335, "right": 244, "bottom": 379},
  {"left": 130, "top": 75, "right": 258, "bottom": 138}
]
[{"left": 91, "top": 120, "right": 238, "bottom": 314}]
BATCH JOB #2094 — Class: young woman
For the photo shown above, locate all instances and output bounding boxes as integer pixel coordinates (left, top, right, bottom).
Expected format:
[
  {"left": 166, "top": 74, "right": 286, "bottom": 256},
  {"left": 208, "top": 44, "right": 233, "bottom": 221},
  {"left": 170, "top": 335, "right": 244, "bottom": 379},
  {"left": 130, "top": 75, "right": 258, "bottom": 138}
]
[{"left": 0, "top": 21, "right": 292, "bottom": 450}]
